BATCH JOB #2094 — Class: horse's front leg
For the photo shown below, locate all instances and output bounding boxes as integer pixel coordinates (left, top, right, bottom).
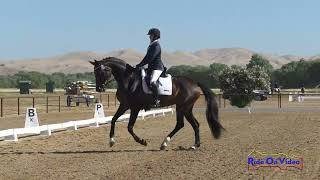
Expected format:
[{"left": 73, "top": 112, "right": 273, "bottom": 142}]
[
  {"left": 109, "top": 103, "right": 129, "bottom": 147},
  {"left": 127, "top": 109, "right": 147, "bottom": 146}
]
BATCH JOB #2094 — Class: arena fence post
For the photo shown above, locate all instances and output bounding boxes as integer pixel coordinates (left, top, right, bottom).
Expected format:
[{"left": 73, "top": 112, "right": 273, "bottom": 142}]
[
  {"left": 32, "top": 97, "right": 35, "bottom": 108},
  {"left": 18, "top": 97, "right": 20, "bottom": 116},
  {"left": 279, "top": 93, "right": 282, "bottom": 108},
  {"left": 219, "top": 94, "right": 221, "bottom": 108},
  {"left": 1, "top": 98, "right": 3, "bottom": 117},
  {"left": 277, "top": 93, "right": 280, "bottom": 109},
  {"left": 108, "top": 94, "right": 110, "bottom": 108},
  {"left": 46, "top": 96, "right": 49, "bottom": 113},
  {"left": 58, "top": 96, "right": 61, "bottom": 112}
]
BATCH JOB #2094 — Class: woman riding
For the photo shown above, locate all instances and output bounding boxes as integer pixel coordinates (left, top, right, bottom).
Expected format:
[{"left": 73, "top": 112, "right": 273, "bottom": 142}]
[{"left": 136, "top": 28, "right": 165, "bottom": 107}]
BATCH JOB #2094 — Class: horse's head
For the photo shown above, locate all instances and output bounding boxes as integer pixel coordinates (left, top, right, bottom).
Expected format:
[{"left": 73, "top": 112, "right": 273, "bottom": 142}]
[
  {"left": 90, "top": 57, "right": 140, "bottom": 92},
  {"left": 90, "top": 60, "right": 112, "bottom": 92}
]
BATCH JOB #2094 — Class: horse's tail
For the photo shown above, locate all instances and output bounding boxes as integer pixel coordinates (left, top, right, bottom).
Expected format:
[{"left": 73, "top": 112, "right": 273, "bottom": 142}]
[{"left": 197, "top": 82, "right": 224, "bottom": 139}]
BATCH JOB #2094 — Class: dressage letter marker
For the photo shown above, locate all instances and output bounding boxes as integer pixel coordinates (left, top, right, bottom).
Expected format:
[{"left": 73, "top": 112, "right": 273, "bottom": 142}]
[
  {"left": 25, "top": 108, "right": 40, "bottom": 128},
  {"left": 91, "top": 103, "right": 105, "bottom": 127},
  {"left": 94, "top": 103, "right": 105, "bottom": 118}
]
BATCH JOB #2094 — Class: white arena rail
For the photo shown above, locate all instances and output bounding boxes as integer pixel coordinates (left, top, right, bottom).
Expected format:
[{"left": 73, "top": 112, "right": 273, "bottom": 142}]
[
  {"left": 0, "top": 108, "right": 174, "bottom": 142},
  {"left": 289, "top": 93, "right": 320, "bottom": 102}
]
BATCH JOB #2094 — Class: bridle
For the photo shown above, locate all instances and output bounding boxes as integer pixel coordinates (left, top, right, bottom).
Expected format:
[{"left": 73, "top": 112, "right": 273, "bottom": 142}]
[
  {"left": 94, "top": 64, "right": 106, "bottom": 71},
  {"left": 94, "top": 64, "right": 114, "bottom": 87}
]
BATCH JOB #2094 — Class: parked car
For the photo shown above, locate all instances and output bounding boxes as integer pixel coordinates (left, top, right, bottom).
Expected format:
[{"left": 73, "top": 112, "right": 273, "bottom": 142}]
[{"left": 253, "top": 90, "right": 269, "bottom": 101}]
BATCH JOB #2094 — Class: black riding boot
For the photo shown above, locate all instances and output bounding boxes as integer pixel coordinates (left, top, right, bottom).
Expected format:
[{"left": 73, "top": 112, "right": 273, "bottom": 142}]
[{"left": 150, "top": 82, "right": 160, "bottom": 108}]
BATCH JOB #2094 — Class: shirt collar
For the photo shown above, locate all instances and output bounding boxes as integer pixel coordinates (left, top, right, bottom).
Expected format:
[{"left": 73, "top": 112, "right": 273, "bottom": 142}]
[{"left": 150, "top": 39, "right": 159, "bottom": 46}]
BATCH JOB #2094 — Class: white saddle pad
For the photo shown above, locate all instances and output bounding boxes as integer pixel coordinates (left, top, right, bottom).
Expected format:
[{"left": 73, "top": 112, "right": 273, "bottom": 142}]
[{"left": 141, "top": 69, "right": 172, "bottom": 95}]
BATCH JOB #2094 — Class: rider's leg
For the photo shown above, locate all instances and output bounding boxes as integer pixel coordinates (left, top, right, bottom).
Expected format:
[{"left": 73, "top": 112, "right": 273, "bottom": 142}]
[
  {"left": 150, "top": 84, "right": 160, "bottom": 107},
  {"left": 150, "top": 70, "right": 163, "bottom": 84},
  {"left": 150, "top": 70, "right": 162, "bottom": 107}
]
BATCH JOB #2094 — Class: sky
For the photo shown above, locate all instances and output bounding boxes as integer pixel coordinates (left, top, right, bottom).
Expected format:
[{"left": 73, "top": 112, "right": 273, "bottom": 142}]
[{"left": 0, "top": 0, "right": 319, "bottom": 59}]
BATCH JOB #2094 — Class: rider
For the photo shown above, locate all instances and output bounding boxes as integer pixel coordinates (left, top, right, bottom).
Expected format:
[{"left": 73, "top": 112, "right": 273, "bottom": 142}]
[{"left": 136, "top": 28, "right": 165, "bottom": 108}]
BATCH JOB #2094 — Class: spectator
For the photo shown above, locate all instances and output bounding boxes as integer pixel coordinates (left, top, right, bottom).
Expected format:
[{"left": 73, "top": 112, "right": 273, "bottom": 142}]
[{"left": 301, "top": 84, "right": 305, "bottom": 94}]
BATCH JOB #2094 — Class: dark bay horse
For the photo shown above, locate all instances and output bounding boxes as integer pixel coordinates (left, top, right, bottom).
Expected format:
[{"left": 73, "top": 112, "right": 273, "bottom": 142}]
[{"left": 90, "top": 57, "right": 224, "bottom": 150}]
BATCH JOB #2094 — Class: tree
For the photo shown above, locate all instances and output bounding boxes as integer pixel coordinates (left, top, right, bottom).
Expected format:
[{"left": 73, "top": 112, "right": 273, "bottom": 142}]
[
  {"left": 168, "top": 65, "right": 216, "bottom": 87},
  {"left": 247, "top": 54, "right": 273, "bottom": 76},
  {"left": 219, "top": 66, "right": 270, "bottom": 108},
  {"left": 307, "top": 61, "right": 320, "bottom": 87},
  {"left": 272, "top": 59, "right": 312, "bottom": 88},
  {"left": 0, "top": 71, "right": 97, "bottom": 89},
  {"left": 208, "top": 63, "right": 229, "bottom": 87},
  {"left": 167, "top": 65, "right": 193, "bottom": 76}
]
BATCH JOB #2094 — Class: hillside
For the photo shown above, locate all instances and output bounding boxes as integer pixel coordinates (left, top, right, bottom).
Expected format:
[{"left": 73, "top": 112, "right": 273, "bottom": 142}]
[{"left": 0, "top": 48, "right": 315, "bottom": 75}]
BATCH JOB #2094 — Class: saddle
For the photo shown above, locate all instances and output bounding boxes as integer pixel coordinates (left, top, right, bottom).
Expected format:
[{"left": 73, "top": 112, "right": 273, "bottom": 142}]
[
  {"left": 160, "top": 67, "right": 168, "bottom": 78},
  {"left": 144, "top": 67, "right": 168, "bottom": 87},
  {"left": 141, "top": 68, "right": 172, "bottom": 96}
]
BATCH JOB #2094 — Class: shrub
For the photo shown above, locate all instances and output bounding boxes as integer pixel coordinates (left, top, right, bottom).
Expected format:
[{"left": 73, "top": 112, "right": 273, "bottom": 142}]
[{"left": 219, "top": 66, "right": 270, "bottom": 108}]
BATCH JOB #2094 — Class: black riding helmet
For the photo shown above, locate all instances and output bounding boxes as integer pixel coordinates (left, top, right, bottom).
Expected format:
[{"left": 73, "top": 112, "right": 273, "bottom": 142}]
[{"left": 147, "top": 28, "right": 160, "bottom": 39}]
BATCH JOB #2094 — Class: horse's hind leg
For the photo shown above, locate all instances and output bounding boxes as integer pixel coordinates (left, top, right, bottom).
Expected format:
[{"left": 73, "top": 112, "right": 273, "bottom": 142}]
[
  {"left": 185, "top": 110, "right": 200, "bottom": 149},
  {"left": 160, "top": 109, "right": 184, "bottom": 150}
]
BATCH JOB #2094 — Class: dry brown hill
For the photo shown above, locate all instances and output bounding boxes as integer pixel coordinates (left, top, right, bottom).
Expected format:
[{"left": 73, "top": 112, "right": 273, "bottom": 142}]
[{"left": 0, "top": 48, "right": 313, "bottom": 75}]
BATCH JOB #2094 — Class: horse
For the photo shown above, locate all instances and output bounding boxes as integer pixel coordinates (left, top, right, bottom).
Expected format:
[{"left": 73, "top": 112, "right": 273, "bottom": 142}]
[{"left": 90, "top": 57, "right": 224, "bottom": 150}]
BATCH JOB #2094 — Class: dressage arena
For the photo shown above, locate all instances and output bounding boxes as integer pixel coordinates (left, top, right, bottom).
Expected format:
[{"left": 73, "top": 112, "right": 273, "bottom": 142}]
[{"left": 0, "top": 94, "right": 319, "bottom": 179}]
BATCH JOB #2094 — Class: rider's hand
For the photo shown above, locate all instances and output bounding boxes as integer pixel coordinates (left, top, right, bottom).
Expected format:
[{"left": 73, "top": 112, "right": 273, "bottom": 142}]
[
  {"left": 135, "top": 67, "right": 141, "bottom": 73},
  {"left": 135, "top": 64, "right": 142, "bottom": 70}
]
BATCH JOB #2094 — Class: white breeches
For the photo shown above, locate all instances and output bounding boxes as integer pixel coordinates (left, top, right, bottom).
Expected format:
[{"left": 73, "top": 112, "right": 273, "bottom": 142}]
[{"left": 150, "top": 70, "right": 163, "bottom": 84}]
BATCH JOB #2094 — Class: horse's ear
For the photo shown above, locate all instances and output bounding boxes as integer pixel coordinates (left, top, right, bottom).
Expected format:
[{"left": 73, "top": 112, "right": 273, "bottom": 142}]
[
  {"left": 89, "top": 61, "right": 95, "bottom": 66},
  {"left": 126, "top": 64, "right": 135, "bottom": 73}
]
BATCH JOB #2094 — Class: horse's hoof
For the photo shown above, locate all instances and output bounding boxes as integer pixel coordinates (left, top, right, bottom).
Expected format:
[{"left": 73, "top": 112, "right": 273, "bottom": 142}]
[
  {"left": 140, "top": 139, "right": 147, "bottom": 146},
  {"left": 190, "top": 144, "right": 200, "bottom": 150},
  {"left": 109, "top": 141, "right": 115, "bottom": 147},
  {"left": 160, "top": 137, "right": 170, "bottom": 150},
  {"left": 160, "top": 145, "right": 166, "bottom": 150},
  {"left": 109, "top": 138, "right": 115, "bottom": 147}
]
